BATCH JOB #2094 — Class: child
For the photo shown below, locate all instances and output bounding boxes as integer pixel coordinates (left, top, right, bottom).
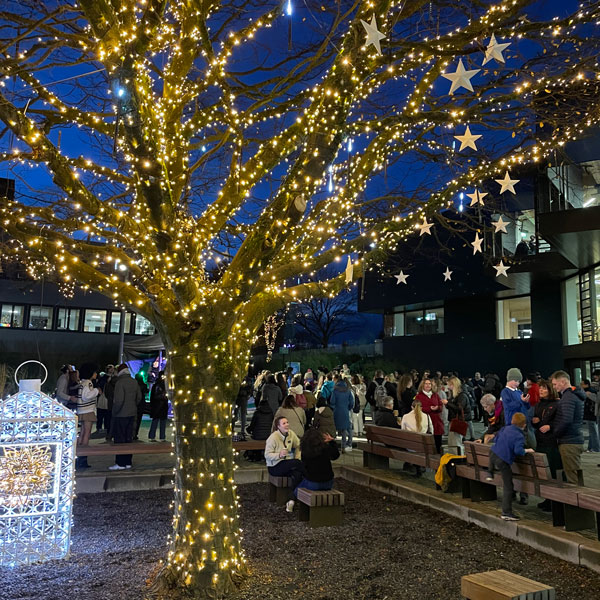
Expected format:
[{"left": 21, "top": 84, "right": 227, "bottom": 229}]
[{"left": 486, "top": 412, "right": 535, "bottom": 521}]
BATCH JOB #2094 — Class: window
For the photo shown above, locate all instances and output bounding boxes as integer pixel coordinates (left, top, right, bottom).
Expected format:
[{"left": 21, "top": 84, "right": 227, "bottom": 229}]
[
  {"left": 109, "top": 311, "right": 122, "bottom": 333},
  {"left": 386, "top": 305, "right": 444, "bottom": 336},
  {"left": 83, "top": 309, "right": 107, "bottom": 333},
  {"left": 562, "top": 276, "right": 582, "bottom": 345},
  {"left": 134, "top": 314, "right": 155, "bottom": 335},
  {"left": 0, "top": 304, "right": 24, "bottom": 328},
  {"left": 56, "top": 308, "right": 80, "bottom": 331},
  {"left": 29, "top": 306, "right": 53, "bottom": 330},
  {"left": 496, "top": 296, "right": 532, "bottom": 340}
]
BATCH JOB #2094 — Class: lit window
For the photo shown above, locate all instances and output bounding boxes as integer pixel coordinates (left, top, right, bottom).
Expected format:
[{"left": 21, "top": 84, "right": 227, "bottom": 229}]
[
  {"left": 56, "top": 308, "right": 80, "bottom": 331},
  {"left": 83, "top": 309, "right": 107, "bottom": 333},
  {"left": 0, "top": 304, "right": 24, "bottom": 328},
  {"left": 29, "top": 306, "right": 53, "bottom": 330},
  {"left": 134, "top": 315, "right": 155, "bottom": 335},
  {"left": 109, "top": 312, "right": 121, "bottom": 333},
  {"left": 386, "top": 305, "right": 444, "bottom": 336},
  {"left": 496, "top": 297, "right": 532, "bottom": 340}
]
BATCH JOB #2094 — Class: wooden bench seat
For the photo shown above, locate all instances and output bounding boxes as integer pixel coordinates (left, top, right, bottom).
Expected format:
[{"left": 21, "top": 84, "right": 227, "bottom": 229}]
[
  {"left": 358, "top": 425, "right": 440, "bottom": 471},
  {"left": 461, "top": 569, "right": 555, "bottom": 600},
  {"left": 268, "top": 474, "right": 293, "bottom": 505},
  {"left": 296, "top": 488, "right": 344, "bottom": 527},
  {"left": 77, "top": 438, "right": 264, "bottom": 456},
  {"left": 459, "top": 441, "right": 599, "bottom": 536}
]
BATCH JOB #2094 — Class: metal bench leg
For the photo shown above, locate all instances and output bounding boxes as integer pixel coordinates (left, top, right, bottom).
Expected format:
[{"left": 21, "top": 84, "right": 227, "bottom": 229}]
[
  {"left": 269, "top": 483, "right": 290, "bottom": 505},
  {"left": 308, "top": 505, "right": 343, "bottom": 528},
  {"left": 469, "top": 480, "right": 497, "bottom": 502},
  {"left": 363, "top": 452, "right": 389, "bottom": 470},
  {"left": 563, "top": 504, "right": 596, "bottom": 532}
]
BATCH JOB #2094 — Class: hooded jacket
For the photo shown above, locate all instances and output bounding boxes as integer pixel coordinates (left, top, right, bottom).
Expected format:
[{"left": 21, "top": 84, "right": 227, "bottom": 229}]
[
  {"left": 112, "top": 369, "right": 142, "bottom": 418},
  {"left": 553, "top": 387, "right": 585, "bottom": 445},
  {"left": 330, "top": 380, "right": 354, "bottom": 430},
  {"left": 490, "top": 424, "right": 527, "bottom": 465},
  {"left": 247, "top": 403, "right": 274, "bottom": 440},
  {"left": 312, "top": 406, "right": 336, "bottom": 437},
  {"left": 261, "top": 383, "right": 282, "bottom": 416},
  {"left": 374, "top": 407, "right": 400, "bottom": 428}
]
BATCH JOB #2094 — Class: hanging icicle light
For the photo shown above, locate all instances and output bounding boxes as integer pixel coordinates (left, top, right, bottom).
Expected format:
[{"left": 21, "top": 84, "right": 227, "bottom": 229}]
[
  {"left": 347, "top": 137, "right": 353, "bottom": 153},
  {"left": 286, "top": 0, "right": 292, "bottom": 16},
  {"left": 328, "top": 164, "right": 334, "bottom": 193}
]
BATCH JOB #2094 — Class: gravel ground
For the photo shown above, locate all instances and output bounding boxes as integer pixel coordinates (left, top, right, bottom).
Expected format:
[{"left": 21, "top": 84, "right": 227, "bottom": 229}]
[{"left": 2, "top": 481, "right": 600, "bottom": 600}]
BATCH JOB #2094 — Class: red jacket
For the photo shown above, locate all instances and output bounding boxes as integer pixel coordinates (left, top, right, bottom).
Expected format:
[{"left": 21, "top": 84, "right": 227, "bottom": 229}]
[
  {"left": 527, "top": 383, "right": 540, "bottom": 407},
  {"left": 416, "top": 391, "right": 444, "bottom": 435}
]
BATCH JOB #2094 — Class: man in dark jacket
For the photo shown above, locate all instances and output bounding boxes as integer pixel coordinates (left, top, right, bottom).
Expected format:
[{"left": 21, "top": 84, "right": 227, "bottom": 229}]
[
  {"left": 374, "top": 397, "right": 401, "bottom": 428},
  {"left": 261, "top": 375, "right": 283, "bottom": 416},
  {"left": 551, "top": 370, "right": 585, "bottom": 484}
]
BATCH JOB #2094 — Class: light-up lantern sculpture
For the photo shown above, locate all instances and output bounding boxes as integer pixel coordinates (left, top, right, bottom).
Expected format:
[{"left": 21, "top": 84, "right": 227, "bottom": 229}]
[{"left": 0, "top": 361, "right": 77, "bottom": 566}]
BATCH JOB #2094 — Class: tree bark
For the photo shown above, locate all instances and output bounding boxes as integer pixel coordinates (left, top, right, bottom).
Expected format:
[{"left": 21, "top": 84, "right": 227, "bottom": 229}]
[{"left": 149, "top": 343, "right": 247, "bottom": 599}]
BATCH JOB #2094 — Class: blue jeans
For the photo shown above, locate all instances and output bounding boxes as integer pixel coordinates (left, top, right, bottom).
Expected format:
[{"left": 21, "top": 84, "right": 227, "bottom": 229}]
[
  {"left": 149, "top": 418, "right": 167, "bottom": 440},
  {"left": 587, "top": 419, "right": 600, "bottom": 452},
  {"left": 294, "top": 478, "right": 334, "bottom": 497},
  {"left": 340, "top": 427, "right": 353, "bottom": 449}
]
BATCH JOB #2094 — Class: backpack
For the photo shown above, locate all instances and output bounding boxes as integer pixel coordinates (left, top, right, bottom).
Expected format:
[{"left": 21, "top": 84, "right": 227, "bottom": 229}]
[
  {"left": 352, "top": 392, "right": 360, "bottom": 414},
  {"left": 374, "top": 382, "right": 387, "bottom": 408}
]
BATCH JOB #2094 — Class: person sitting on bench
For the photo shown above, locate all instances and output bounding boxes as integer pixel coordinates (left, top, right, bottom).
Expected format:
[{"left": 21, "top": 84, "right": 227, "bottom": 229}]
[
  {"left": 265, "top": 416, "right": 305, "bottom": 513},
  {"left": 294, "top": 427, "right": 340, "bottom": 497},
  {"left": 486, "top": 413, "right": 535, "bottom": 521}
]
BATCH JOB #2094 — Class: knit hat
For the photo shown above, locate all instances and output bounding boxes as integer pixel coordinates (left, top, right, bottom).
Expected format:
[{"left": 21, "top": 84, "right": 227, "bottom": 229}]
[
  {"left": 117, "top": 363, "right": 129, "bottom": 373},
  {"left": 506, "top": 367, "right": 522, "bottom": 383}
]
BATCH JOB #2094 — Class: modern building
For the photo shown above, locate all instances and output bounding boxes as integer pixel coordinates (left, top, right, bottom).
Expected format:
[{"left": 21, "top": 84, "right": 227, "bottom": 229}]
[{"left": 358, "top": 134, "right": 600, "bottom": 382}]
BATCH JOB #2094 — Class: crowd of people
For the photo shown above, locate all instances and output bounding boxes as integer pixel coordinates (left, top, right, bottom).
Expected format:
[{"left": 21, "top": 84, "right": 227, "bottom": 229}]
[
  {"left": 55, "top": 362, "right": 168, "bottom": 470},
  {"left": 240, "top": 364, "right": 600, "bottom": 518}
]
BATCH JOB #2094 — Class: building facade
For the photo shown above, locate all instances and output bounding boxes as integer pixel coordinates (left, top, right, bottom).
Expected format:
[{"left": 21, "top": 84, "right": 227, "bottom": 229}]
[{"left": 358, "top": 135, "right": 600, "bottom": 382}]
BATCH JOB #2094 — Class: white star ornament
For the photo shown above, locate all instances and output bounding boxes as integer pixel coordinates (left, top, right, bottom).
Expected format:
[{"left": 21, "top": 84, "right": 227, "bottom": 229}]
[
  {"left": 441, "top": 59, "right": 480, "bottom": 95},
  {"left": 419, "top": 218, "right": 433, "bottom": 236},
  {"left": 466, "top": 189, "right": 488, "bottom": 206},
  {"left": 454, "top": 126, "right": 482, "bottom": 152},
  {"left": 443, "top": 267, "right": 453, "bottom": 281},
  {"left": 495, "top": 171, "right": 519, "bottom": 194},
  {"left": 471, "top": 233, "right": 483, "bottom": 254},
  {"left": 395, "top": 271, "right": 409, "bottom": 285},
  {"left": 482, "top": 34, "right": 511, "bottom": 66},
  {"left": 361, "top": 16, "right": 386, "bottom": 56},
  {"left": 492, "top": 216, "right": 508, "bottom": 234},
  {"left": 494, "top": 260, "right": 510, "bottom": 277}
]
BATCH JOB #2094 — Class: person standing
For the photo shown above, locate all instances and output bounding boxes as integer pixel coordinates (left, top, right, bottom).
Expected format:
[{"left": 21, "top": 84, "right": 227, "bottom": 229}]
[
  {"left": 365, "top": 370, "right": 387, "bottom": 424},
  {"left": 531, "top": 380, "right": 561, "bottom": 511},
  {"left": 75, "top": 363, "right": 100, "bottom": 470},
  {"left": 265, "top": 417, "right": 304, "bottom": 513},
  {"left": 134, "top": 371, "right": 148, "bottom": 440},
  {"left": 446, "top": 376, "right": 471, "bottom": 454},
  {"left": 232, "top": 376, "right": 252, "bottom": 439},
  {"left": 55, "top": 364, "right": 76, "bottom": 409},
  {"left": 581, "top": 379, "right": 600, "bottom": 453},
  {"left": 397, "top": 373, "right": 416, "bottom": 417},
  {"left": 110, "top": 364, "right": 142, "bottom": 470},
  {"left": 350, "top": 374, "right": 366, "bottom": 436},
  {"left": 148, "top": 371, "right": 169, "bottom": 442},
  {"left": 261, "top": 374, "right": 283, "bottom": 416},
  {"left": 551, "top": 370, "right": 585, "bottom": 484},
  {"left": 329, "top": 373, "right": 355, "bottom": 453},
  {"left": 273, "top": 395, "right": 306, "bottom": 439},
  {"left": 416, "top": 378, "right": 446, "bottom": 454}
]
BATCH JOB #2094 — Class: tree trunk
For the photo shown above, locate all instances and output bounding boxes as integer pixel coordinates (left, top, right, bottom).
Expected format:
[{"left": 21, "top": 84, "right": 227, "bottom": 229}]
[{"left": 149, "top": 343, "right": 247, "bottom": 599}]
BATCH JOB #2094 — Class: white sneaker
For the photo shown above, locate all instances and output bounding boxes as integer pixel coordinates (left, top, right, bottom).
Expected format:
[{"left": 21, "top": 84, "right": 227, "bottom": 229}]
[
  {"left": 286, "top": 500, "right": 295, "bottom": 513},
  {"left": 125, "top": 465, "right": 132, "bottom": 469},
  {"left": 108, "top": 464, "right": 125, "bottom": 471},
  {"left": 345, "top": 446, "right": 353, "bottom": 452}
]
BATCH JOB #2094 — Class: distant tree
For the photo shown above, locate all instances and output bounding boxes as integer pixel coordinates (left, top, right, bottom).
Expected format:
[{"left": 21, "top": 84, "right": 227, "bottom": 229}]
[{"left": 294, "top": 290, "right": 357, "bottom": 348}]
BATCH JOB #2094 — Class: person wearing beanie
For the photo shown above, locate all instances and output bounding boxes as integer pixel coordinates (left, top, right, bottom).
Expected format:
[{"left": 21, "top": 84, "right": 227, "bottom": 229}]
[
  {"left": 486, "top": 413, "right": 535, "bottom": 520},
  {"left": 501, "top": 368, "right": 530, "bottom": 428}
]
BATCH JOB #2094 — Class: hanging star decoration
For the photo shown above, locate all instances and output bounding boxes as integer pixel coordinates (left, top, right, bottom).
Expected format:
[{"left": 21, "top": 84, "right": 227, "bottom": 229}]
[
  {"left": 467, "top": 189, "right": 488, "bottom": 206},
  {"left": 419, "top": 217, "right": 433, "bottom": 236},
  {"left": 395, "top": 271, "right": 409, "bottom": 284},
  {"left": 443, "top": 267, "right": 453, "bottom": 281},
  {"left": 441, "top": 59, "right": 480, "bottom": 95},
  {"left": 471, "top": 232, "right": 483, "bottom": 254},
  {"left": 495, "top": 171, "right": 520, "bottom": 194},
  {"left": 0, "top": 445, "right": 53, "bottom": 507},
  {"left": 492, "top": 216, "right": 508, "bottom": 234},
  {"left": 482, "top": 34, "right": 511, "bottom": 66},
  {"left": 361, "top": 15, "right": 386, "bottom": 56},
  {"left": 494, "top": 260, "right": 510, "bottom": 277},
  {"left": 454, "top": 126, "right": 482, "bottom": 151},
  {"left": 345, "top": 256, "right": 354, "bottom": 284}
]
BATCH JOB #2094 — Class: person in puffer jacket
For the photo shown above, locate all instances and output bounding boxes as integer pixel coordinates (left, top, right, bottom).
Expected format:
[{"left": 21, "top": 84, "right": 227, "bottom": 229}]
[{"left": 550, "top": 370, "right": 585, "bottom": 484}]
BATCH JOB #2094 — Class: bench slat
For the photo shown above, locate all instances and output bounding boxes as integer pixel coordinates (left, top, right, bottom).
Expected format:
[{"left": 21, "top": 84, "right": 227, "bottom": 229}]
[{"left": 461, "top": 570, "right": 554, "bottom": 600}]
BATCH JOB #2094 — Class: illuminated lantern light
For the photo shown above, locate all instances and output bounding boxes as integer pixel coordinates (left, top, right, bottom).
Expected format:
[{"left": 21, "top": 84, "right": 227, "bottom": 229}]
[{"left": 0, "top": 361, "right": 77, "bottom": 567}]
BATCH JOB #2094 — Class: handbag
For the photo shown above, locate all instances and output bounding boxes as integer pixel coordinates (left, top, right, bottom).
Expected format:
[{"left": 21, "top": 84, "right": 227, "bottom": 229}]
[{"left": 449, "top": 405, "right": 468, "bottom": 436}]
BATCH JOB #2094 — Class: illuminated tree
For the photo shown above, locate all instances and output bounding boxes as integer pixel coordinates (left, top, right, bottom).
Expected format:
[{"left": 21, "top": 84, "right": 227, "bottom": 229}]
[{"left": 1, "top": 0, "right": 600, "bottom": 596}]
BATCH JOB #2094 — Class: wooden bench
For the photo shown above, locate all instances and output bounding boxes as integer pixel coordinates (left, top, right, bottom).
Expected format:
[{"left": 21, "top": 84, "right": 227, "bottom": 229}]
[
  {"left": 268, "top": 475, "right": 293, "bottom": 505},
  {"left": 357, "top": 425, "right": 440, "bottom": 472},
  {"left": 458, "top": 441, "right": 599, "bottom": 536},
  {"left": 461, "top": 569, "right": 555, "bottom": 600},
  {"left": 296, "top": 488, "right": 344, "bottom": 527},
  {"left": 77, "top": 438, "right": 265, "bottom": 456}
]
